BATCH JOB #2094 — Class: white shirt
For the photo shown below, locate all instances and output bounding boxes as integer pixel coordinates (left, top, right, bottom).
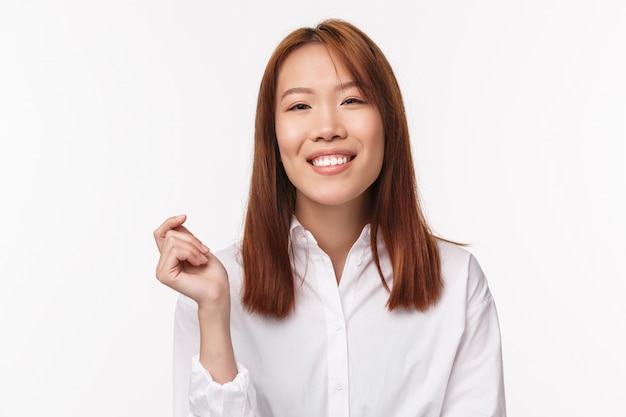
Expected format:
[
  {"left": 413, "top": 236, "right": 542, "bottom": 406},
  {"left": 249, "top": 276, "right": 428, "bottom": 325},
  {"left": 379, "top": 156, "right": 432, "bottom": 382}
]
[{"left": 173, "top": 219, "right": 506, "bottom": 417}]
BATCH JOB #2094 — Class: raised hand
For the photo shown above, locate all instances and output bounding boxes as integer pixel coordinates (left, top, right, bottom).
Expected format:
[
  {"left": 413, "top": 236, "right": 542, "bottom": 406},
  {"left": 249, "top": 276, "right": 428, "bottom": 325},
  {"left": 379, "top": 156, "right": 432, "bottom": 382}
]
[
  {"left": 154, "top": 214, "right": 237, "bottom": 383},
  {"left": 154, "top": 214, "right": 229, "bottom": 310}
]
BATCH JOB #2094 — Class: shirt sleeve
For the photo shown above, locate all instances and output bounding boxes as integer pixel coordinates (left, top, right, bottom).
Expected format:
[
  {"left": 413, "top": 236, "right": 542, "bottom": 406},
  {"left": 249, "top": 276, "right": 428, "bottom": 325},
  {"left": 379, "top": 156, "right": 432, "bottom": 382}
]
[
  {"left": 173, "top": 295, "right": 258, "bottom": 417},
  {"left": 440, "top": 255, "right": 507, "bottom": 417}
]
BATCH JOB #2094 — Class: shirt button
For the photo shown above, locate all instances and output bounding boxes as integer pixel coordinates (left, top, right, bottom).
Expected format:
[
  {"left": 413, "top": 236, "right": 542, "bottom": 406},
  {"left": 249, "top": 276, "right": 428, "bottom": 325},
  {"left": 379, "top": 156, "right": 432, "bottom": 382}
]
[
  {"left": 334, "top": 321, "right": 343, "bottom": 331},
  {"left": 354, "top": 257, "right": 362, "bottom": 266},
  {"left": 336, "top": 383, "right": 344, "bottom": 391}
]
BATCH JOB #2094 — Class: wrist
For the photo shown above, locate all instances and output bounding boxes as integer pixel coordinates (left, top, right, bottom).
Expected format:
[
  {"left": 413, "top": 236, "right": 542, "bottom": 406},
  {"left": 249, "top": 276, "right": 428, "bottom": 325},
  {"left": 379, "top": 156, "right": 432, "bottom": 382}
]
[
  {"left": 195, "top": 281, "right": 230, "bottom": 313},
  {"left": 196, "top": 304, "right": 237, "bottom": 384},
  {"left": 197, "top": 297, "right": 230, "bottom": 321}
]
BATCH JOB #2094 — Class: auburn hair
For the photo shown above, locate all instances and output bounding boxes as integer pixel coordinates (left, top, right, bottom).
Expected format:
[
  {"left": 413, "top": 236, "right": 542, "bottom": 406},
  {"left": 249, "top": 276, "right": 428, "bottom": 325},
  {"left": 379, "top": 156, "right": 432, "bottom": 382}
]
[{"left": 241, "top": 19, "right": 443, "bottom": 318}]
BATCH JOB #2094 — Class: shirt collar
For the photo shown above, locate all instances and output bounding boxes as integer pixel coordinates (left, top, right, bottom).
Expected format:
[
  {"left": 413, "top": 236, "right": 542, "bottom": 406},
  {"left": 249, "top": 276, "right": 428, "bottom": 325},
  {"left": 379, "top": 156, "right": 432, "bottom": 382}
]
[{"left": 289, "top": 214, "right": 372, "bottom": 249}]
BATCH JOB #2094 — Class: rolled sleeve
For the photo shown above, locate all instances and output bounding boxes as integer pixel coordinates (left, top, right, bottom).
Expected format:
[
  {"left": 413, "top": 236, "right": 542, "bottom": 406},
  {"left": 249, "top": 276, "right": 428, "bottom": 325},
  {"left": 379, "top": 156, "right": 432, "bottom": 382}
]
[
  {"left": 174, "top": 294, "right": 257, "bottom": 417},
  {"left": 188, "top": 356, "right": 257, "bottom": 416}
]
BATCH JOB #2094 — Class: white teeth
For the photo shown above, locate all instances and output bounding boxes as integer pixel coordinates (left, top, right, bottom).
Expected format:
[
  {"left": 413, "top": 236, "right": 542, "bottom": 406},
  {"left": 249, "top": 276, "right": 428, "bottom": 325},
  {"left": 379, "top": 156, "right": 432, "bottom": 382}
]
[{"left": 312, "top": 156, "right": 349, "bottom": 167}]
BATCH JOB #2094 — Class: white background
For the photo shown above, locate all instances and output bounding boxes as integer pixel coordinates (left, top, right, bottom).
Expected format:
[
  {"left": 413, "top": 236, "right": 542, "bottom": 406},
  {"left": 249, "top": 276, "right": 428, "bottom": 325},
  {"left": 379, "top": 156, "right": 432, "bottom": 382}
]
[{"left": 1, "top": 0, "right": 625, "bottom": 416}]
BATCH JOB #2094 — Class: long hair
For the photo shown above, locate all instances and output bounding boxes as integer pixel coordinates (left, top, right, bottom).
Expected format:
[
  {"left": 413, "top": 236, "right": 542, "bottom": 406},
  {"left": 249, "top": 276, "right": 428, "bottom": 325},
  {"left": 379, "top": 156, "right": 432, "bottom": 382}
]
[{"left": 241, "top": 19, "right": 443, "bottom": 318}]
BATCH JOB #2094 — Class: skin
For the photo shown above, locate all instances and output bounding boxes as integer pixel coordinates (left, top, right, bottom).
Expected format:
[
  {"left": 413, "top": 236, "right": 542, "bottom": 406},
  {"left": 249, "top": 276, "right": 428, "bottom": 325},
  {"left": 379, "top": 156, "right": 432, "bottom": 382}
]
[
  {"left": 154, "top": 214, "right": 237, "bottom": 383},
  {"left": 275, "top": 44, "right": 385, "bottom": 279},
  {"left": 154, "top": 45, "right": 385, "bottom": 384}
]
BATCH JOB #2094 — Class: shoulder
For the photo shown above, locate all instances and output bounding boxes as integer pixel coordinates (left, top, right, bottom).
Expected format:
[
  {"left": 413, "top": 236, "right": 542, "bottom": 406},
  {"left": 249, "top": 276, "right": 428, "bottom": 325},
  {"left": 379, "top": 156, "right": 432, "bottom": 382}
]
[
  {"left": 214, "top": 240, "right": 245, "bottom": 294},
  {"left": 436, "top": 239, "right": 493, "bottom": 312},
  {"left": 213, "top": 241, "right": 243, "bottom": 271},
  {"left": 437, "top": 239, "right": 472, "bottom": 268}
]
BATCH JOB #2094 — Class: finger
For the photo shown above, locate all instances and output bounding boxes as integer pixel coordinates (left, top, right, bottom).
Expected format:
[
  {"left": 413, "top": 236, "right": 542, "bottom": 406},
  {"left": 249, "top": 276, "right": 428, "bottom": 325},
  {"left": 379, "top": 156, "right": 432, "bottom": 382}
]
[
  {"left": 162, "top": 229, "right": 210, "bottom": 255},
  {"left": 153, "top": 214, "right": 187, "bottom": 250},
  {"left": 154, "top": 214, "right": 186, "bottom": 241},
  {"left": 173, "top": 225, "right": 211, "bottom": 253},
  {"left": 156, "top": 240, "right": 209, "bottom": 282},
  {"left": 162, "top": 232, "right": 210, "bottom": 264},
  {"left": 154, "top": 216, "right": 211, "bottom": 254}
]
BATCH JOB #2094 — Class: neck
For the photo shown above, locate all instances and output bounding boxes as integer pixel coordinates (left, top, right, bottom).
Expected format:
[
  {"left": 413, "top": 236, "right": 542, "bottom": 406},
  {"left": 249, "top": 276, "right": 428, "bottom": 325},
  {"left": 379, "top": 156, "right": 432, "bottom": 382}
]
[{"left": 295, "top": 193, "right": 371, "bottom": 282}]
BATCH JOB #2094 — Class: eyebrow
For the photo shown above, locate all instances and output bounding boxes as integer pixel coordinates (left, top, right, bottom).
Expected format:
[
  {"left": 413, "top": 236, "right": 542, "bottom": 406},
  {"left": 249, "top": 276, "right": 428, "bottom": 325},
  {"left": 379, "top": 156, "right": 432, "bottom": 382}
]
[{"left": 280, "top": 80, "right": 360, "bottom": 100}]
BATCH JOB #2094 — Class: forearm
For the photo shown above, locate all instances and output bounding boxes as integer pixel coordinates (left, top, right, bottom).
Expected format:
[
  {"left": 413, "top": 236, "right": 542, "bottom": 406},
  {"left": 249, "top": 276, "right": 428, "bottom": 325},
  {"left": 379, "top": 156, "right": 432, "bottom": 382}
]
[{"left": 197, "top": 304, "right": 238, "bottom": 384}]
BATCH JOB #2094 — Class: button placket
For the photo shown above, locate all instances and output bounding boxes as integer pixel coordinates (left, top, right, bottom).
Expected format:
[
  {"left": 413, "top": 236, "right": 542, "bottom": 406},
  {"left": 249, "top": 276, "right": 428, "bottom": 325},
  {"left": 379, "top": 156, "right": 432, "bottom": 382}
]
[{"left": 315, "top": 254, "right": 350, "bottom": 417}]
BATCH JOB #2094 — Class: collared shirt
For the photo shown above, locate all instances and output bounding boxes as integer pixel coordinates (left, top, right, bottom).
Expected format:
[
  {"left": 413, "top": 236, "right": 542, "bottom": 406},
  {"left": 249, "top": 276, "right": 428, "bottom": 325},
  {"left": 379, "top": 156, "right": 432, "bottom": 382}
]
[{"left": 173, "top": 218, "right": 506, "bottom": 417}]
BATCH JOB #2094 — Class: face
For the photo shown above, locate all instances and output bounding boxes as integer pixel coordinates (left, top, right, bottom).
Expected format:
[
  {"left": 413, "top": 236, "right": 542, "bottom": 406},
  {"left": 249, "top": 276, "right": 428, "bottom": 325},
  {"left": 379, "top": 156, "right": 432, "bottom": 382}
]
[{"left": 274, "top": 44, "right": 385, "bottom": 213}]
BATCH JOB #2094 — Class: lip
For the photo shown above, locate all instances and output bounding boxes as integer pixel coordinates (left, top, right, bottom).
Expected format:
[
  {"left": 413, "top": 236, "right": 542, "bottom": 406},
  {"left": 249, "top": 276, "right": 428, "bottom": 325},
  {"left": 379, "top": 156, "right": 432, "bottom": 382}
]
[
  {"left": 306, "top": 148, "right": 356, "bottom": 163},
  {"left": 306, "top": 148, "right": 356, "bottom": 175}
]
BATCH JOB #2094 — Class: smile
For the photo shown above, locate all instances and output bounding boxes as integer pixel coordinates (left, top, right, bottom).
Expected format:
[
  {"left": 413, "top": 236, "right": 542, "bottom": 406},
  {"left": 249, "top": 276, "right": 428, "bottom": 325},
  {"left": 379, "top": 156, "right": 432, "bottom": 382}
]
[{"left": 310, "top": 155, "right": 352, "bottom": 167}]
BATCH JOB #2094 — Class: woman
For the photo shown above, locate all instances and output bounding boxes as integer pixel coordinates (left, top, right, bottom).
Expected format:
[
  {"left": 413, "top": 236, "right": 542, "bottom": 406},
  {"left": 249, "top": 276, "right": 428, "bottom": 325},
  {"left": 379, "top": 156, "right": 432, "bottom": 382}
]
[{"left": 154, "top": 19, "right": 506, "bottom": 417}]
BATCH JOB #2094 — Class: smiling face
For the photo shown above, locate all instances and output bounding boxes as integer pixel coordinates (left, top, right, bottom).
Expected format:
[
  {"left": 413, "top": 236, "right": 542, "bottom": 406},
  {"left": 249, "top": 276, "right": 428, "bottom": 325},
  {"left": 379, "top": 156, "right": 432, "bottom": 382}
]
[{"left": 275, "top": 44, "right": 385, "bottom": 215}]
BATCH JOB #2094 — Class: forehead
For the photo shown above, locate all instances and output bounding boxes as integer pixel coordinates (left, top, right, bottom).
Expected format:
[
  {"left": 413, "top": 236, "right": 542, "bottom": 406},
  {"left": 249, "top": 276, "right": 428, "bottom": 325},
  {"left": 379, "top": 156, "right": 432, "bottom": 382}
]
[{"left": 276, "top": 44, "right": 354, "bottom": 88}]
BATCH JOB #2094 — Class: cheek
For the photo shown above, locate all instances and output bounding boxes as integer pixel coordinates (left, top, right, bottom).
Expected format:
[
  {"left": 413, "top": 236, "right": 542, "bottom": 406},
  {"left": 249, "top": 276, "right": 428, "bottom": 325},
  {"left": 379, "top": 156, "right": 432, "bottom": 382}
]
[
  {"left": 275, "top": 137, "right": 297, "bottom": 169},
  {"left": 364, "top": 117, "right": 385, "bottom": 162},
  {"left": 275, "top": 122, "right": 303, "bottom": 159},
  {"left": 275, "top": 134, "right": 290, "bottom": 164},
  {"left": 274, "top": 119, "right": 288, "bottom": 161}
]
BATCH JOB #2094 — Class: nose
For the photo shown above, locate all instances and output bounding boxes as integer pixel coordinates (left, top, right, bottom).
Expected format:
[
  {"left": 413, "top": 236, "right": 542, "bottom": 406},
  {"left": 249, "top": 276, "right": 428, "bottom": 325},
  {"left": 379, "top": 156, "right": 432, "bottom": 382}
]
[{"left": 312, "top": 106, "right": 347, "bottom": 142}]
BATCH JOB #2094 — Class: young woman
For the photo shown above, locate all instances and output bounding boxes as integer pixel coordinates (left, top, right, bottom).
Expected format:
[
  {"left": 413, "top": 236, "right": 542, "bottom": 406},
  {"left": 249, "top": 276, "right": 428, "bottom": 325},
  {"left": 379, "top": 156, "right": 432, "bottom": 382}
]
[{"left": 154, "top": 19, "right": 506, "bottom": 417}]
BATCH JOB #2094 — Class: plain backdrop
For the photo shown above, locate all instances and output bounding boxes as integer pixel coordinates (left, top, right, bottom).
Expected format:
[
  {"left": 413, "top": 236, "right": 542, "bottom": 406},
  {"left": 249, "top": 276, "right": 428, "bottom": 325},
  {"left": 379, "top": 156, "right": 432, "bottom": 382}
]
[{"left": 1, "top": 0, "right": 625, "bottom": 416}]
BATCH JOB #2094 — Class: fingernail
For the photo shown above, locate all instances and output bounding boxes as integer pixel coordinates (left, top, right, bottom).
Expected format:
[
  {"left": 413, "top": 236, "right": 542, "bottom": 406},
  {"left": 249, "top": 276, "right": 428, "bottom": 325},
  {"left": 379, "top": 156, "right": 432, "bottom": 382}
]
[
  {"left": 175, "top": 214, "right": 185, "bottom": 219},
  {"left": 200, "top": 243, "right": 210, "bottom": 253}
]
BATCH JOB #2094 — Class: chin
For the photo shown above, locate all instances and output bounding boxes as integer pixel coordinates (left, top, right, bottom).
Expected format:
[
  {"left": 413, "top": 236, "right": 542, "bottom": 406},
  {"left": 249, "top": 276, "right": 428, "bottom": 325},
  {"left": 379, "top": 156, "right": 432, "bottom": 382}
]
[{"left": 303, "top": 189, "right": 369, "bottom": 208}]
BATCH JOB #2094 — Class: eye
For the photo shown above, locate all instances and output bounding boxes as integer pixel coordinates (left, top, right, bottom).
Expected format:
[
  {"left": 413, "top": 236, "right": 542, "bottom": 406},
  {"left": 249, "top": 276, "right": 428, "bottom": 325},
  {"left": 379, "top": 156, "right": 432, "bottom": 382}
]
[
  {"left": 288, "top": 103, "right": 310, "bottom": 111},
  {"left": 342, "top": 97, "right": 365, "bottom": 105}
]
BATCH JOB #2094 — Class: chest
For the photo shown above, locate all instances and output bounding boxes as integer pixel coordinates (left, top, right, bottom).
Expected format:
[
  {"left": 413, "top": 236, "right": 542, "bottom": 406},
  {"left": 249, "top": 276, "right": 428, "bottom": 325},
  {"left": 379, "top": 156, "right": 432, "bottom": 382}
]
[{"left": 229, "top": 255, "right": 466, "bottom": 416}]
